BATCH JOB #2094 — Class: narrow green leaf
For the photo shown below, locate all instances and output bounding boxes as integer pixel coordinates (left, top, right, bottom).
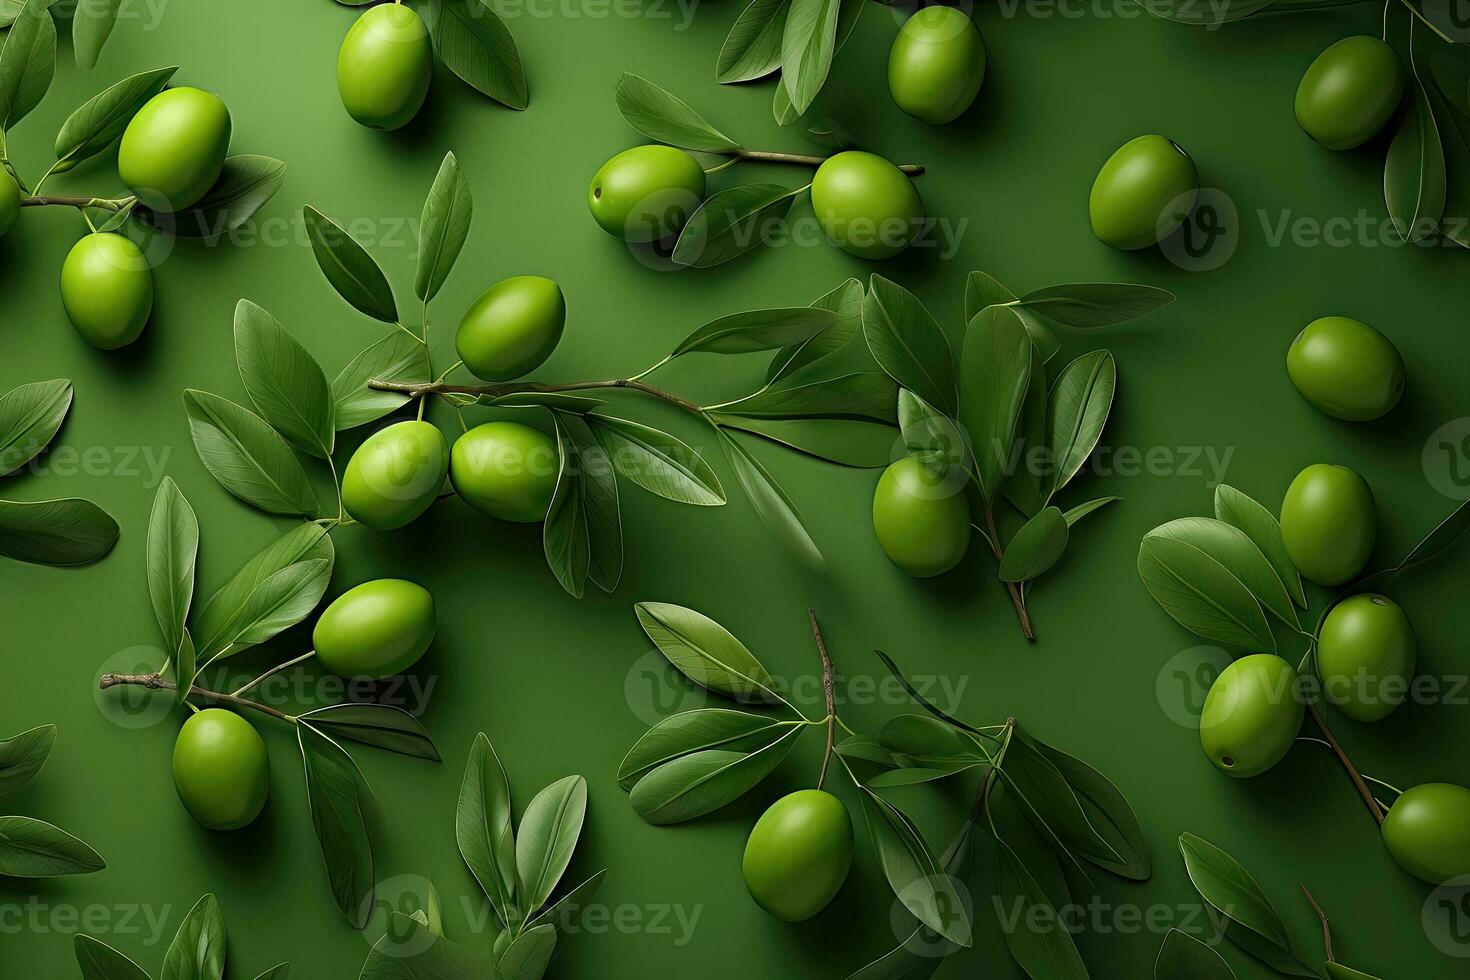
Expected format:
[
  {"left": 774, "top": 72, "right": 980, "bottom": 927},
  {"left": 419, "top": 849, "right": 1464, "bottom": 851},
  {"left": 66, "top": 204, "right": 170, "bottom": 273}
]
[
  {"left": 614, "top": 72, "right": 741, "bottom": 152},
  {"left": 233, "top": 301, "right": 335, "bottom": 458},
  {"left": 769, "top": 277, "right": 866, "bottom": 384},
  {"left": 995, "top": 838, "right": 1088, "bottom": 979},
  {"left": 145, "top": 477, "right": 198, "bottom": 657},
  {"left": 193, "top": 523, "right": 334, "bottom": 660},
  {"left": 716, "top": 0, "right": 789, "bottom": 83},
  {"left": 152, "top": 156, "right": 286, "bottom": 240},
  {"left": 671, "top": 183, "right": 802, "bottom": 268},
  {"left": 860, "top": 790, "right": 972, "bottom": 947},
  {"left": 1027, "top": 735, "right": 1151, "bottom": 880},
  {"left": 592, "top": 415, "right": 725, "bottom": 506},
  {"left": 781, "top": 0, "right": 842, "bottom": 114},
  {"left": 0, "top": 378, "right": 72, "bottom": 476},
  {"left": 159, "top": 893, "right": 226, "bottom": 980},
  {"left": 1384, "top": 79, "right": 1446, "bottom": 245},
  {"left": 635, "top": 601, "right": 782, "bottom": 703},
  {"left": 0, "top": 724, "right": 55, "bottom": 795},
  {"left": 525, "top": 868, "right": 606, "bottom": 935},
  {"left": 72, "top": 0, "right": 121, "bottom": 70},
  {"left": 718, "top": 372, "right": 896, "bottom": 422},
  {"left": 457, "top": 733, "right": 519, "bottom": 932},
  {"left": 878, "top": 714, "right": 974, "bottom": 759},
  {"left": 618, "top": 710, "right": 794, "bottom": 789},
  {"left": 1147, "top": 517, "right": 1298, "bottom": 628},
  {"left": 964, "top": 270, "right": 1017, "bottom": 319},
  {"left": 0, "top": 0, "right": 56, "bottom": 130},
  {"left": 75, "top": 934, "right": 150, "bottom": 980},
  {"left": 1155, "top": 928, "right": 1236, "bottom": 980},
  {"left": 303, "top": 206, "right": 398, "bottom": 323},
  {"left": 999, "top": 507, "right": 1068, "bottom": 583},
  {"left": 415, "top": 152, "right": 473, "bottom": 303},
  {"left": 0, "top": 496, "right": 119, "bottom": 567},
  {"left": 499, "top": 924, "right": 555, "bottom": 979},
  {"left": 414, "top": 0, "right": 528, "bottom": 110},
  {"left": 673, "top": 307, "right": 836, "bottom": 356},
  {"left": 959, "top": 306, "right": 1032, "bottom": 502},
  {"left": 516, "top": 775, "right": 587, "bottom": 915},
  {"left": 360, "top": 914, "right": 484, "bottom": 979},
  {"left": 331, "top": 331, "right": 432, "bottom": 431},
  {"left": 717, "top": 428, "right": 824, "bottom": 567},
  {"left": 1214, "top": 485, "right": 1306, "bottom": 607},
  {"left": 298, "top": 726, "right": 375, "bottom": 929},
  {"left": 53, "top": 67, "right": 176, "bottom": 167},
  {"left": 1137, "top": 535, "right": 1275, "bottom": 650},
  {"left": 1396, "top": 498, "right": 1470, "bottom": 572},
  {"left": 1062, "top": 496, "right": 1118, "bottom": 527},
  {"left": 299, "top": 703, "right": 441, "bottom": 761},
  {"left": 630, "top": 726, "right": 802, "bottom": 825},
  {"left": 863, "top": 275, "right": 955, "bottom": 416},
  {"left": 1017, "top": 283, "right": 1176, "bottom": 327},
  {"left": 1046, "top": 349, "right": 1116, "bottom": 499},
  {"left": 0, "top": 815, "right": 105, "bottom": 877},
  {"left": 173, "top": 630, "right": 196, "bottom": 708},
  {"left": 714, "top": 415, "right": 894, "bottom": 468},
  {"left": 183, "top": 390, "right": 318, "bottom": 517},
  {"left": 560, "top": 414, "right": 623, "bottom": 594},
  {"left": 542, "top": 420, "right": 589, "bottom": 599}
]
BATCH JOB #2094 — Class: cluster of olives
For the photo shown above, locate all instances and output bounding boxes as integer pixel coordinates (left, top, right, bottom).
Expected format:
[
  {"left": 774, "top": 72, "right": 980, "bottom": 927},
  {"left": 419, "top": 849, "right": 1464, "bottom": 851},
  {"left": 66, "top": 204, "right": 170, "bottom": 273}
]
[
  {"left": 56, "top": 87, "right": 234, "bottom": 350},
  {"left": 336, "top": 4, "right": 434, "bottom": 131},
  {"left": 171, "top": 579, "right": 436, "bottom": 830},
  {"left": 342, "top": 276, "right": 567, "bottom": 531}
]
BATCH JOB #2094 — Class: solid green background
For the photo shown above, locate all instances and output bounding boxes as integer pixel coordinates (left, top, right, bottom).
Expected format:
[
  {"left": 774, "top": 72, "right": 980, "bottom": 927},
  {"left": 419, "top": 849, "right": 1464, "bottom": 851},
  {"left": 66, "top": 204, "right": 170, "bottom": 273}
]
[{"left": 2, "top": 0, "right": 1468, "bottom": 977}]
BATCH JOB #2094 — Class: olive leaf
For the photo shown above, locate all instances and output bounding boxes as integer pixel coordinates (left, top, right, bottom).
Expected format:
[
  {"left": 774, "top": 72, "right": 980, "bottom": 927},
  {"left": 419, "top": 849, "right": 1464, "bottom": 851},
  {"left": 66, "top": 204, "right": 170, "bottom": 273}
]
[
  {"left": 0, "top": 0, "right": 56, "bottom": 131},
  {"left": 591, "top": 415, "right": 725, "bottom": 506},
  {"left": 1016, "top": 283, "right": 1176, "bottom": 328},
  {"left": 717, "top": 428, "right": 824, "bottom": 567},
  {"left": 361, "top": 914, "right": 484, "bottom": 978},
  {"left": 0, "top": 815, "right": 106, "bottom": 877},
  {"left": 999, "top": 507, "right": 1069, "bottom": 583},
  {"left": 1156, "top": 929, "right": 1236, "bottom": 980},
  {"left": 415, "top": 151, "right": 473, "bottom": 304},
  {"left": 1393, "top": 498, "right": 1470, "bottom": 573},
  {"left": 204, "top": 558, "right": 329, "bottom": 664},
  {"left": 458, "top": 733, "right": 520, "bottom": 932},
  {"left": 635, "top": 601, "right": 783, "bottom": 703},
  {"left": 878, "top": 715, "right": 975, "bottom": 759},
  {"left": 671, "top": 183, "right": 803, "bottom": 269},
  {"left": 1432, "top": 41, "right": 1470, "bottom": 115},
  {"left": 183, "top": 390, "right": 319, "bottom": 517},
  {"left": 780, "top": 0, "right": 842, "bottom": 115},
  {"left": 173, "top": 630, "right": 196, "bottom": 708},
  {"left": 896, "top": 389, "right": 965, "bottom": 478},
  {"left": 1003, "top": 731, "right": 1125, "bottom": 872},
  {"left": 525, "top": 867, "right": 607, "bottom": 934},
  {"left": 1137, "top": 534, "right": 1276, "bottom": 651},
  {"left": 1001, "top": 341, "right": 1048, "bottom": 517},
  {"left": 618, "top": 710, "right": 796, "bottom": 789},
  {"left": 873, "top": 649, "right": 987, "bottom": 737},
  {"left": 1046, "top": 349, "right": 1116, "bottom": 500},
  {"left": 303, "top": 206, "right": 398, "bottom": 323},
  {"left": 995, "top": 836, "right": 1088, "bottom": 979},
  {"left": 863, "top": 275, "right": 955, "bottom": 417},
  {"left": 412, "top": 0, "right": 528, "bottom": 110},
  {"left": 715, "top": 415, "right": 894, "bottom": 468},
  {"left": 1147, "top": 518, "right": 1297, "bottom": 628},
  {"left": 145, "top": 477, "right": 198, "bottom": 659},
  {"left": 860, "top": 789, "right": 973, "bottom": 948},
  {"left": 193, "top": 523, "right": 335, "bottom": 660},
  {"left": 515, "top": 775, "right": 587, "bottom": 915},
  {"left": 53, "top": 66, "right": 176, "bottom": 171},
  {"left": 543, "top": 419, "right": 590, "bottom": 599},
  {"left": 331, "top": 331, "right": 432, "bottom": 431},
  {"left": 0, "top": 378, "right": 72, "bottom": 476},
  {"left": 160, "top": 893, "right": 227, "bottom": 980},
  {"left": 298, "top": 704, "right": 441, "bottom": 762},
  {"left": 0, "top": 496, "right": 119, "bottom": 567},
  {"left": 500, "top": 925, "right": 556, "bottom": 979},
  {"left": 768, "top": 277, "right": 864, "bottom": 384},
  {"left": 298, "top": 725, "right": 375, "bottom": 929},
  {"left": 253, "top": 966, "right": 290, "bottom": 980},
  {"left": 716, "top": 372, "right": 896, "bottom": 423},
  {"left": 1177, "top": 833, "right": 1319, "bottom": 977},
  {"left": 1063, "top": 496, "right": 1118, "bottom": 527},
  {"left": 959, "top": 306, "right": 1033, "bottom": 503},
  {"left": 1214, "top": 485, "right": 1306, "bottom": 608},
  {"left": 233, "top": 301, "right": 336, "bottom": 458},
  {"left": 1426, "top": 81, "right": 1470, "bottom": 250},
  {"left": 1384, "top": 78, "right": 1446, "bottom": 245},
  {"left": 1021, "top": 732, "right": 1151, "bottom": 880},
  {"left": 72, "top": 0, "right": 122, "bottom": 70},
  {"left": 155, "top": 155, "right": 286, "bottom": 240},
  {"left": 0, "top": 724, "right": 55, "bottom": 795},
  {"left": 544, "top": 414, "right": 622, "bottom": 595},
  {"left": 716, "top": 0, "right": 789, "bottom": 83},
  {"left": 614, "top": 72, "right": 741, "bottom": 152},
  {"left": 629, "top": 725, "right": 803, "bottom": 824},
  {"left": 75, "top": 934, "right": 150, "bottom": 980},
  {"left": 672, "top": 306, "right": 836, "bottom": 356}
]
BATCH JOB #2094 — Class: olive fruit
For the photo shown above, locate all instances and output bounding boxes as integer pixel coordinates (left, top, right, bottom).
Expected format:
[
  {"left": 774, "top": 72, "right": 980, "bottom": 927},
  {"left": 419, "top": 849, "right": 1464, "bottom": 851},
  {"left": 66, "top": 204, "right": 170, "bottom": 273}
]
[
  {"left": 450, "top": 421, "right": 558, "bottom": 523},
  {"left": 1295, "top": 37, "right": 1404, "bottom": 151},
  {"left": 872, "top": 457, "right": 970, "bottom": 577},
  {"left": 117, "top": 87, "right": 231, "bottom": 212},
  {"left": 60, "top": 233, "right": 153, "bottom": 350},
  {"left": 1317, "top": 593, "right": 1416, "bottom": 722},
  {"left": 341, "top": 420, "right": 449, "bottom": 530},
  {"left": 171, "top": 709, "right": 270, "bottom": 830},
  {"left": 313, "top": 579, "right": 436, "bottom": 679},
  {"left": 810, "top": 151, "right": 925, "bottom": 260},
  {"left": 0, "top": 169, "right": 20, "bottom": 238},
  {"left": 1280, "top": 463, "right": 1375, "bottom": 586},
  {"left": 742, "top": 790, "right": 854, "bottom": 921},
  {"left": 888, "top": 7, "right": 986, "bottom": 125},
  {"left": 1199, "top": 654, "right": 1304, "bottom": 778},
  {"left": 1382, "top": 783, "right": 1470, "bottom": 884},
  {"left": 337, "top": 3, "right": 433, "bottom": 131},
  {"left": 1287, "top": 316, "right": 1404, "bottom": 421},
  {"left": 1088, "top": 135, "right": 1198, "bottom": 250},
  {"left": 456, "top": 276, "right": 567, "bottom": 381},
  {"left": 588, "top": 145, "right": 705, "bottom": 243}
]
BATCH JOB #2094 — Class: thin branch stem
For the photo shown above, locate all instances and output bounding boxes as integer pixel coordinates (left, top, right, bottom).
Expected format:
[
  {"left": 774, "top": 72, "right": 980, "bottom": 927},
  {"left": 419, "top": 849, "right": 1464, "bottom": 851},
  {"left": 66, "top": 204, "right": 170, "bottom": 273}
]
[
  {"left": 808, "top": 609, "right": 838, "bottom": 792},
  {"left": 369, "top": 377, "right": 706, "bottom": 416},
  {"left": 21, "top": 196, "right": 130, "bottom": 210},
  {"left": 98, "top": 673, "right": 295, "bottom": 723},
  {"left": 733, "top": 148, "right": 925, "bottom": 176},
  {"left": 230, "top": 652, "right": 315, "bottom": 698},
  {"left": 983, "top": 506, "right": 1035, "bottom": 641},
  {"left": 1305, "top": 699, "right": 1384, "bottom": 826},
  {"left": 1301, "top": 883, "right": 1335, "bottom": 963}
]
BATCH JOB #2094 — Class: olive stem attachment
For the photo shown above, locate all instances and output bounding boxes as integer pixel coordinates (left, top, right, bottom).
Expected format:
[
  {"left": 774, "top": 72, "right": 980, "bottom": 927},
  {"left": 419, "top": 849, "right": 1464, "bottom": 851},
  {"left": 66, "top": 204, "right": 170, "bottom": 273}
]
[
  {"left": 21, "top": 195, "right": 129, "bottom": 210},
  {"left": 732, "top": 148, "right": 925, "bottom": 177},
  {"left": 1304, "top": 699, "right": 1384, "bottom": 826},
  {"left": 368, "top": 377, "right": 706, "bottom": 417},
  {"left": 983, "top": 506, "right": 1035, "bottom": 642},
  {"left": 98, "top": 672, "right": 296, "bottom": 723},
  {"left": 1300, "top": 883, "right": 1335, "bottom": 963},
  {"left": 807, "top": 609, "right": 838, "bottom": 792}
]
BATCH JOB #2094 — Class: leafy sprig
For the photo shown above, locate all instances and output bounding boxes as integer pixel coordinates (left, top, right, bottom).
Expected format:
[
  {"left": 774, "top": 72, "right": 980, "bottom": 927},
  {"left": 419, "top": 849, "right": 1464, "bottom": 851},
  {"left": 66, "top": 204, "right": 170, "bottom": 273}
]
[
  {"left": 75, "top": 893, "right": 289, "bottom": 980},
  {"left": 0, "top": 724, "right": 105, "bottom": 878}
]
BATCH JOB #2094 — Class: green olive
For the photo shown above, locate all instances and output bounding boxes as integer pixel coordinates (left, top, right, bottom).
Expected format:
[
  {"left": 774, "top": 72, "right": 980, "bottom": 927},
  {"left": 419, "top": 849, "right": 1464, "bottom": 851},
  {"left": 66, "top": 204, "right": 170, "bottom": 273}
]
[
  {"left": 888, "top": 6, "right": 986, "bottom": 125},
  {"left": 1287, "top": 316, "right": 1404, "bottom": 421},
  {"left": 872, "top": 457, "right": 970, "bottom": 577},
  {"left": 449, "top": 421, "right": 559, "bottom": 523},
  {"left": 810, "top": 151, "right": 925, "bottom": 260},
  {"left": 588, "top": 145, "right": 705, "bottom": 243},
  {"left": 60, "top": 233, "right": 153, "bottom": 350},
  {"left": 0, "top": 169, "right": 19, "bottom": 238},
  {"left": 337, "top": 4, "right": 433, "bottom": 131},
  {"left": 1088, "top": 135, "right": 1198, "bottom": 250},
  {"left": 313, "top": 579, "right": 436, "bottom": 679},
  {"left": 171, "top": 709, "right": 270, "bottom": 830},
  {"left": 117, "top": 87, "right": 231, "bottom": 212},
  {"left": 1295, "top": 36, "right": 1404, "bottom": 151},
  {"left": 1199, "top": 654, "right": 1304, "bottom": 778},
  {"left": 742, "top": 790, "right": 853, "bottom": 921},
  {"left": 456, "top": 276, "right": 567, "bottom": 381},
  {"left": 1317, "top": 593, "right": 1415, "bottom": 723},
  {"left": 341, "top": 420, "right": 449, "bottom": 530},
  {"left": 1280, "top": 463, "right": 1375, "bottom": 586},
  {"left": 1382, "top": 783, "right": 1470, "bottom": 884}
]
